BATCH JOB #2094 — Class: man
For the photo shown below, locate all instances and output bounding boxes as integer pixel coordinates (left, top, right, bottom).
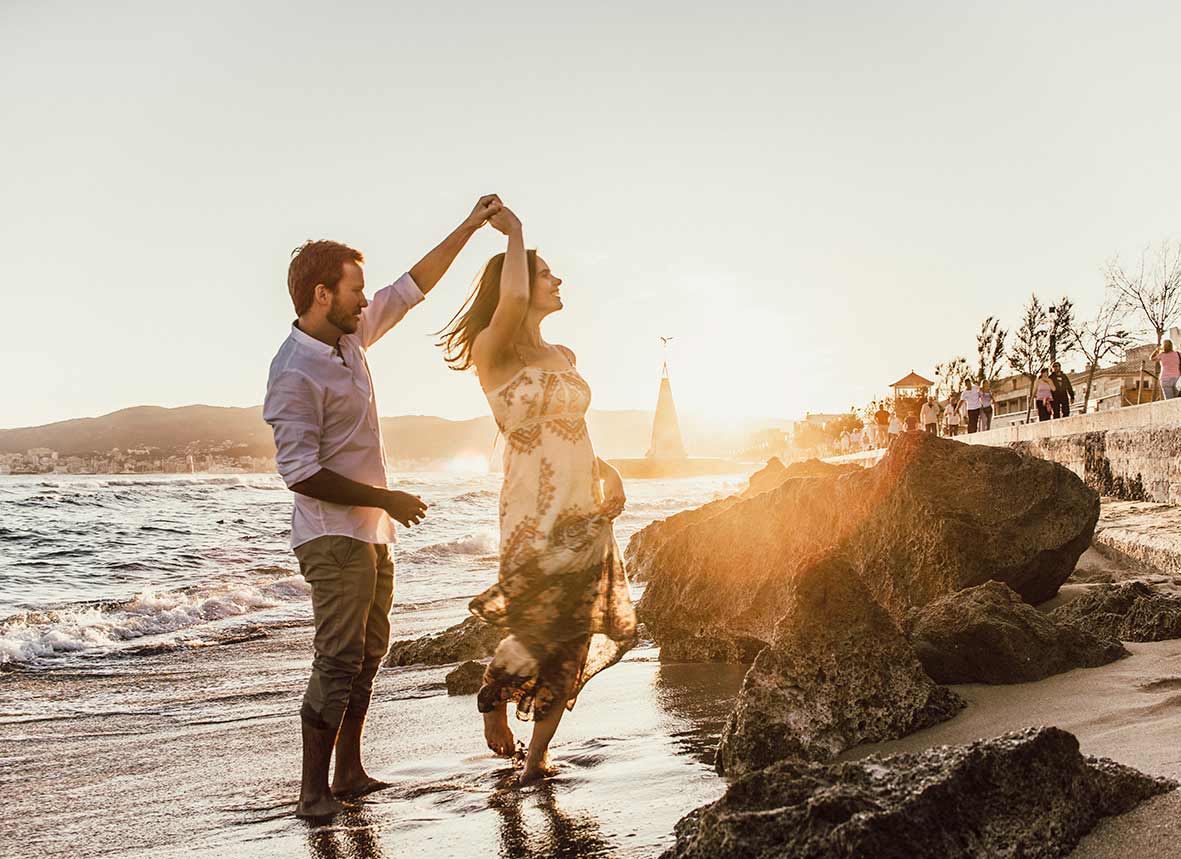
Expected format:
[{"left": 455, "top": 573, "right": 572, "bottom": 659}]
[
  {"left": 1049, "top": 361, "right": 1075, "bottom": 418},
  {"left": 264, "top": 194, "right": 502, "bottom": 818},
  {"left": 962, "top": 382, "right": 983, "bottom": 434},
  {"left": 873, "top": 404, "right": 891, "bottom": 447},
  {"left": 920, "top": 396, "right": 939, "bottom": 434}
]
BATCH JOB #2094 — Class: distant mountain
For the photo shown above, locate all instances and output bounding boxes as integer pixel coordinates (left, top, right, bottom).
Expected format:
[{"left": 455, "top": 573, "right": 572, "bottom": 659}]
[
  {"left": 0, "top": 404, "right": 658, "bottom": 462},
  {"left": 0, "top": 403, "right": 785, "bottom": 464}
]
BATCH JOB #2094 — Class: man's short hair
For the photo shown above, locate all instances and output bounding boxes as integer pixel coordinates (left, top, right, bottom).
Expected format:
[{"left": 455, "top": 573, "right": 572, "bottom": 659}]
[{"left": 287, "top": 240, "right": 364, "bottom": 316}]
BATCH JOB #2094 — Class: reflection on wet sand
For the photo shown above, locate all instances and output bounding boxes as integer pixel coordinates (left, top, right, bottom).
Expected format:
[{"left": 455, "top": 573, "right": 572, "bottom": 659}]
[
  {"left": 491, "top": 780, "right": 612, "bottom": 859},
  {"left": 653, "top": 661, "right": 749, "bottom": 767},
  {"left": 305, "top": 805, "right": 386, "bottom": 859}
]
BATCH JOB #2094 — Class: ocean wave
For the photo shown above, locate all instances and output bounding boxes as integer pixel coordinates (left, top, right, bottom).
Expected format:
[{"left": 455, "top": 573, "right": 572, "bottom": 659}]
[
  {"left": 449, "top": 489, "right": 498, "bottom": 504},
  {"left": 0, "top": 576, "right": 310, "bottom": 665},
  {"left": 407, "top": 528, "right": 499, "bottom": 561}
]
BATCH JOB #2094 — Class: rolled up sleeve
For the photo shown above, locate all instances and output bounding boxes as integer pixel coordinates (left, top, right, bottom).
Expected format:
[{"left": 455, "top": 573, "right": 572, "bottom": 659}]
[
  {"left": 264, "top": 370, "right": 324, "bottom": 488},
  {"left": 356, "top": 273, "right": 425, "bottom": 349}
]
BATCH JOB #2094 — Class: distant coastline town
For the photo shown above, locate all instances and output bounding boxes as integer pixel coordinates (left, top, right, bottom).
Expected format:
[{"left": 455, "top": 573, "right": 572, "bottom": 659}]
[{"left": 1, "top": 444, "right": 274, "bottom": 476}]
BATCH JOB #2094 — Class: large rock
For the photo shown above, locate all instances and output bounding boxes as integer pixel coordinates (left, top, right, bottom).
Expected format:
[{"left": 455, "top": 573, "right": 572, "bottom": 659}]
[
  {"left": 1051, "top": 580, "right": 1181, "bottom": 642},
  {"left": 906, "top": 581, "right": 1129, "bottom": 684},
  {"left": 663, "top": 727, "right": 1176, "bottom": 859},
  {"left": 384, "top": 616, "right": 504, "bottom": 667},
  {"left": 715, "top": 557, "right": 964, "bottom": 777},
  {"left": 444, "top": 660, "right": 487, "bottom": 695},
  {"left": 640, "top": 432, "right": 1099, "bottom": 659},
  {"left": 625, "top": 458, "right": 859, "bottom": 581}
]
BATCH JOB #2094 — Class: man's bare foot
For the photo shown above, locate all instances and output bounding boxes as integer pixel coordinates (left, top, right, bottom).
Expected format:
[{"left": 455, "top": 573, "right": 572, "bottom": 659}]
[
  {"left": 331, "top": 774, "right": 391, "bottom": 799},
  {"left": 483, "top": 707, "right": 515, "bottom": 756},
  {"left": 295, "top": 793, "right": 344, "bottom": 819}
]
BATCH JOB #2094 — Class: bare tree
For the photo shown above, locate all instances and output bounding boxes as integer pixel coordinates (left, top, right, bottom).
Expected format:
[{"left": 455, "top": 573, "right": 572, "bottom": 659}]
[
  {"left": 1009, "top": 293, "right": 1050, "bottom": 421},
  {"left": 1105, "top": 240, "right": 1181, "bottom": 346},
  {"left": 934, "top": 357, "right": 973, "bottom": 402},
  {"left": 1072, "top": 290, "right": 1134, "bottom": 413},
  {"left": 1047, "top": 297, "right": 1078, "bottom": 364},
  {"left": 976, "top": 316, "right": 1008, "bottom": 384}
]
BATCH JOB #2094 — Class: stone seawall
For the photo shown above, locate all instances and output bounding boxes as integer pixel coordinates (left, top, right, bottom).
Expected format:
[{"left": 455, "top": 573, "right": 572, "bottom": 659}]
[{"left": 827, "top": 398, "right": 1181, "bottom": 505}]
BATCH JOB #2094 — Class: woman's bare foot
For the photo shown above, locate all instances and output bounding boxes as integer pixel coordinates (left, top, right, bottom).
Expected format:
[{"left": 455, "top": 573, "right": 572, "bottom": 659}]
[
  {"left": 483, "top": 706, "right": 515, "bottom": 756},
  {"left": 519, "top": 754, "right": 558, "bottom": 785}
]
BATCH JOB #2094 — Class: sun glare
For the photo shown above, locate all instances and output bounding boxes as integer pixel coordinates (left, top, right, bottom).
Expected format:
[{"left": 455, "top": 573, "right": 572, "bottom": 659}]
[{"left": 444, "top": 454, "right": 490, "bottom": 474}]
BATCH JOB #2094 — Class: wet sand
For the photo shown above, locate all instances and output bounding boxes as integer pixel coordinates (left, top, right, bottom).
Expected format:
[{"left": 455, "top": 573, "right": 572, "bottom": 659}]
[
  {"left": 0, "top": 613, "right": 746, "bottom": 858},
  {"left": 8, "top": 540, "right": 1181, "bottom": 857}
]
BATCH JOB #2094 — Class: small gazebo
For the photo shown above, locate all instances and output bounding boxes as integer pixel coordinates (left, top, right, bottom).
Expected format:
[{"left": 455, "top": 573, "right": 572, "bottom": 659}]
[{"left": 890, "top": 371, "right": 935, "bottom": 400}]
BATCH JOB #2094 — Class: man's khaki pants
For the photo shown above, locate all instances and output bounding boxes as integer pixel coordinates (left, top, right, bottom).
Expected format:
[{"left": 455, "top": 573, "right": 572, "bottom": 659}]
[{"left": 293, "top": 535, "right": 394, "bottom": 730}]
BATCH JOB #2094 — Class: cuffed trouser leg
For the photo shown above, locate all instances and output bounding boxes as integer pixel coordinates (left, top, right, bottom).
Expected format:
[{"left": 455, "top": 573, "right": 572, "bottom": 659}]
[
  {"left": 345, "top": 543, "right": 394, "bottom": 718},
  {"left": 293, "top": 535, "right": 392, "bottom": 730}
]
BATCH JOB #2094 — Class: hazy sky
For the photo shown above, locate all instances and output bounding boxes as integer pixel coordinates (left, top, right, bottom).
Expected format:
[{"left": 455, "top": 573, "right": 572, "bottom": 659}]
[{"left": 5, "top": 0, "right": 1181, "bottom": 430}]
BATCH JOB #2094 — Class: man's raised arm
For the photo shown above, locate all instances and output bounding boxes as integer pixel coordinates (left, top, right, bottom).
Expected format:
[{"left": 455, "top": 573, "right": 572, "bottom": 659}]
[
  {"left": 357, "top": 194, "right": 503, "bottom": 349},
  {"left": 409, "top": 194, "right": 502, "bottom": 295}
]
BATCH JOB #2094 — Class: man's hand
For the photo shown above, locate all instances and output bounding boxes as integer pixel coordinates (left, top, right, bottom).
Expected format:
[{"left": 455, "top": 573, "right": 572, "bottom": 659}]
[
  {"left": 464, "top": 194, "right": 503, "bottom": 231},
  {"left": 383, "top": 490, "right": 428, "bottom": 527},
  {"left": 488, "top": 206, "right": 522, "bottom": 236}
]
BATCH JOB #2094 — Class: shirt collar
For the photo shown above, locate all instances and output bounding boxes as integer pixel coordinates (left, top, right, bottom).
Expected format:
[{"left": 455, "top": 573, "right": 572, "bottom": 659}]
[{"left": 289, "top": 321, "right": 339, "bottom": 356}]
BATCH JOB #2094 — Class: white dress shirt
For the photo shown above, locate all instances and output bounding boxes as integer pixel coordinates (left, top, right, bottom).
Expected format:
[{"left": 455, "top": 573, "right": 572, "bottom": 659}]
[{"left": 264, "top": 273, "right": 424, "bottom": 549}]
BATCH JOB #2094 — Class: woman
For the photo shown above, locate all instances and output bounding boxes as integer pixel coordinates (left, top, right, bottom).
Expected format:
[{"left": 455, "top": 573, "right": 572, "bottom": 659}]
[
  {"left": 1034, "top": 369, "right": 1056, "bottom": 421},
  {"left": 436, "top": 206, "right": 636, "bottom": 784},
  {"left": 1152, "top": 340, "right": 1181, "bottom": 400},
  {"left": 979, "top": 382, "right": 994, "bottom": 432}
]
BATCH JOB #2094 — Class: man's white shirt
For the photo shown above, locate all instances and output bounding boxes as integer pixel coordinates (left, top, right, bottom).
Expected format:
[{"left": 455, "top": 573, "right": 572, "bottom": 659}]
[{"left": 264, "top": 273, "right": 424, "bottom": 549}]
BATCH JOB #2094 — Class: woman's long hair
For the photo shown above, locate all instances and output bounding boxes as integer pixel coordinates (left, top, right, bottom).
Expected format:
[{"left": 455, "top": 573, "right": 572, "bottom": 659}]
[{"left": 436, "top": 250, "right": 538, "bottom": 372}]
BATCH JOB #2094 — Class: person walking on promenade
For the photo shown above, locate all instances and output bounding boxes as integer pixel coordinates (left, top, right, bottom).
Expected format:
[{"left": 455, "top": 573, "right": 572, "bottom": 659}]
[
  {"left": 887, "top": 411, "right": 903, "bottom": 444},
  {"left": 920, "top": 396, "right": 939, "bottom": 435},
  {"left": 263, "top": 194, "right": 505, "bottom": 819},
  {"left": 963, "top": 382, "right": 983, "bottom": 434},
  {"left": 1152, "top": 340, "right": 1181, "bottom": 400},
  {"left": 945, "top": 395, "right": 961, "bottom": 437},
  {"left": 438, "top": 205, "right": 636, "bottom": 785},
  {"left": 1035, "top": 369, "right": 1056, "bottom": 421},
  {"left": 1049, "top": 361, "right": 1075, "bottom": 418},
  {"left": 873, "top": 403, "right": 891, "bottom": 448},
  {"left": 979, "top": 382, "right": 994, "bottom": 431}
]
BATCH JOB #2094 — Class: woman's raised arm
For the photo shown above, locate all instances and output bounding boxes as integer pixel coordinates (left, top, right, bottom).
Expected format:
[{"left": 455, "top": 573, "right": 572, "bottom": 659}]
[{"left": 473, "top": 208, "right": 529, "bottom": 367}]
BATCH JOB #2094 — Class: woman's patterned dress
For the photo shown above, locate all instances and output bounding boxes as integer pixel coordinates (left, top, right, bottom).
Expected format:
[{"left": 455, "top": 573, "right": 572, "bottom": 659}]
[{"left": 470, "top": 359, "right": 636, "bottom": 722}]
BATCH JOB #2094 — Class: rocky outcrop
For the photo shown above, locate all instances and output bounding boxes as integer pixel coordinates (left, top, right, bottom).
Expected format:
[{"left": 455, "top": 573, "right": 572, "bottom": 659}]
[
  {"left": 1051, "top": 580, "right": 1181, "bottom": 642},
  {"left": 906, "top": 581, "right": 1129, "bottom": 684},
  {"left": 640, "top": 432, "right": 1099, "bottom": 659},
  {"left": 444, "top": 660, "right": 486, "bottom": 695},
  {"left": 715, "top": 558, "right": 964, "bottom": 777},
  {"left": 625, "top": 458, "right": 859, "bottom": 581},
  {"left": 384, "top": 616, "right": 504, "bottom": 667},
  {"left": 663, "top": 727, "right": 1176, "bottom": 859}
]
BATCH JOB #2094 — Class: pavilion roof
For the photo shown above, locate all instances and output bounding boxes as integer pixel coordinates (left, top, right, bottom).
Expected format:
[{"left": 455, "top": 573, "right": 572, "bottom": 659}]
[{"left": 890, "top": 371, "right": 935, "bottom": 388}]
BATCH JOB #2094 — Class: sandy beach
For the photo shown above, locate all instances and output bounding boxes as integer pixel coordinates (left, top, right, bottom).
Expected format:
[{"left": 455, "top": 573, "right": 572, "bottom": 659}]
[{"left": 5, "top": 470, "right": 1181, "bottom": 858}]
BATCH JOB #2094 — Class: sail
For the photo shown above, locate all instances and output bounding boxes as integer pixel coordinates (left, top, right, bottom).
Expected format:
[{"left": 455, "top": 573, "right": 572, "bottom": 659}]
[{"left": 646, "top": 362, "right": 687, "bottom": 459}]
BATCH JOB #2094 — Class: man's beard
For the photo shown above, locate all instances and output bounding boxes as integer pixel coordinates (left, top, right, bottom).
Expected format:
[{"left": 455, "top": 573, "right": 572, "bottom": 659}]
[{"left": 327, "top": 296, "right": 358, "bottom": 333}]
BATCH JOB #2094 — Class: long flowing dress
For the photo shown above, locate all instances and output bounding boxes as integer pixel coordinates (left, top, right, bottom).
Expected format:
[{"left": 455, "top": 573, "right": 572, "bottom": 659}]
[{"left": 470, "top": 358, "right": 637, "bottom": 722}]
